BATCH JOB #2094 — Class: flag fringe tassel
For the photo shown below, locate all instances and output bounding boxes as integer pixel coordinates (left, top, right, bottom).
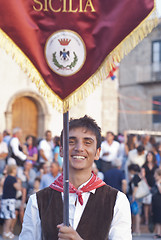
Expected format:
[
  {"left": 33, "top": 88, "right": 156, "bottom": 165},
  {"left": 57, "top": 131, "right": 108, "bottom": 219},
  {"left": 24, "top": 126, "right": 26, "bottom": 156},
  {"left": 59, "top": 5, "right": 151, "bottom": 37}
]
[{"left": 0, "top": 3, "right": 159, "bottom": 113}]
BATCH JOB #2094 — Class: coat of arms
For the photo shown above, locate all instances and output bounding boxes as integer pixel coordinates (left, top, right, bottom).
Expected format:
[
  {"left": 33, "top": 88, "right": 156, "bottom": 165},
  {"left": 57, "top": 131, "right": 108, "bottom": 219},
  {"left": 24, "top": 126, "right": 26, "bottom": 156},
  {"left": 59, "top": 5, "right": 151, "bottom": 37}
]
[{"left": 45, "top": 30, "right": 86, "bottom": 76}]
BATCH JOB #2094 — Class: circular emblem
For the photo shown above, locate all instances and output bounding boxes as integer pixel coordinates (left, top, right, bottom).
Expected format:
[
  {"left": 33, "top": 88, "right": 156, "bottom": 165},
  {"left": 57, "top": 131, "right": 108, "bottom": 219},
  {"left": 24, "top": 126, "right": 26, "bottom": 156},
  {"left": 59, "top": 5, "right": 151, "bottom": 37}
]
[{"left": 45, "top": 30, "right": 86, "bottom": 76}]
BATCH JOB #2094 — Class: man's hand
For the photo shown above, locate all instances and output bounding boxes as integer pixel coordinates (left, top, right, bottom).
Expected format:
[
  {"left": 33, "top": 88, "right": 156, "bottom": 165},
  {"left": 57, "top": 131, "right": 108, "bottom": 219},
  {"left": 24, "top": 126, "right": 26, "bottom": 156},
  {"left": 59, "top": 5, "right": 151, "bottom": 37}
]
[{"left": 57, "top": 224, "right": 83, "bottom": 240}]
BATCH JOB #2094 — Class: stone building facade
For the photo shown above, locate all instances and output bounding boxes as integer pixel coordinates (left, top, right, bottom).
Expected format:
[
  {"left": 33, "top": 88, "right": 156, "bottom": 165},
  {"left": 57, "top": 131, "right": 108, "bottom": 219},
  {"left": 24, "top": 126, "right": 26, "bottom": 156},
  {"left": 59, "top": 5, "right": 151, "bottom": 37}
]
[{"left": 119, "top": 21, "right": 161, "bottom": 134}]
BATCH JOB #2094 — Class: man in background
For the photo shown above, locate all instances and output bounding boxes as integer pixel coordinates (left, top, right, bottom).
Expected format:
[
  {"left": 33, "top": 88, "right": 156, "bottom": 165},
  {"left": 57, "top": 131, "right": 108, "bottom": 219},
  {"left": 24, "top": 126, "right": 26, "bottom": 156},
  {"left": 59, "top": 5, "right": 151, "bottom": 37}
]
[
  {"left": 99, "top": 131, "right": 120, "bottom": 173},
  {"left": 104, "top": 158, "right": 127, "bottom": 194},
  {"left": 7, "top": 128, "right": 27, "bottom": 166},
  {"left": 40, "top": 162, "right": 61, "bottom": 189},
  {"left": 38, "top": 130, "right": 54, "bottom": 165}
]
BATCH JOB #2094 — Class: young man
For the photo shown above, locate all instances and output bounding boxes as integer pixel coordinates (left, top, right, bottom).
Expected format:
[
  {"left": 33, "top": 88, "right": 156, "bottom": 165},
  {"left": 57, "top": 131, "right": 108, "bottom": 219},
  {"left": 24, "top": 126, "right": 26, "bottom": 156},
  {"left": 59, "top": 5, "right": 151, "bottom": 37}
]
[{"left": 19, "top": 116, "right": 132, "bottom": 240}]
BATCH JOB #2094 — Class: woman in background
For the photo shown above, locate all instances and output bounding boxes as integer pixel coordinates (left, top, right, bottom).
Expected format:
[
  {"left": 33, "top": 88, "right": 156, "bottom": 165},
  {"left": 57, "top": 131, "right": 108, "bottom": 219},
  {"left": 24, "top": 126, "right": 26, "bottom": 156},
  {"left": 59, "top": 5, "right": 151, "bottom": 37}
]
[
  {"left": 53, "top": 136, "right": 63, "bottom": 171},
  {"left": 152, "top": 168, "right": 161, "bottom": 239},
  {"left": 25, "top": 135, "right": 38, "bottom": 167},
  {"left": 141, "top": 151, "right": 158, "bottom": 226}
]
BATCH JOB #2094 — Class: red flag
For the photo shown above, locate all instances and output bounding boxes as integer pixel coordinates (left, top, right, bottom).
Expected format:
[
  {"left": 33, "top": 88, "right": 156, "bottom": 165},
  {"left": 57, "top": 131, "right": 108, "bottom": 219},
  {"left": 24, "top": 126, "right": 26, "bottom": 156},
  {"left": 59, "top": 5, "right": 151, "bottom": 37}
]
[{"left": 0, "top": 0, "right": 158, "bottom": 111}]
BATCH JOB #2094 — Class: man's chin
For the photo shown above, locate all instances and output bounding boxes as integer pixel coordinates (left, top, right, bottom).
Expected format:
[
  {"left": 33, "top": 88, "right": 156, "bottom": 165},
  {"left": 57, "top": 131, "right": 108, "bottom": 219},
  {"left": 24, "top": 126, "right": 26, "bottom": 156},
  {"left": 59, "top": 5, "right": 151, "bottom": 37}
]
[{"left": 69, "top": 164, "right": 85, "bottom": 171}]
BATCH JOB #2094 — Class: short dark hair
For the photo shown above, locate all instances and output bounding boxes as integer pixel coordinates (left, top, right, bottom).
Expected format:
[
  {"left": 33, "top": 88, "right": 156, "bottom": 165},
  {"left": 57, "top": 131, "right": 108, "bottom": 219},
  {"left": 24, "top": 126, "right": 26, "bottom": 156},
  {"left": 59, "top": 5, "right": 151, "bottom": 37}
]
[
  {"left": 60, "top": 115, "right": 101, "bottom": 149},
  {"left": 53, "top": 136, "right": 60, "bottom": 146},
  {"left": 128, "top": 164, "right": 141, "bottom": 173},
  {"left": 106, "top": 131, "right": 114, "bottom": 136},
  {"left": 45, "top": 130, "right": 52, "bottom": 136},
  {"left": 136, "top": 145, "right": 145, "bottom": 153}
]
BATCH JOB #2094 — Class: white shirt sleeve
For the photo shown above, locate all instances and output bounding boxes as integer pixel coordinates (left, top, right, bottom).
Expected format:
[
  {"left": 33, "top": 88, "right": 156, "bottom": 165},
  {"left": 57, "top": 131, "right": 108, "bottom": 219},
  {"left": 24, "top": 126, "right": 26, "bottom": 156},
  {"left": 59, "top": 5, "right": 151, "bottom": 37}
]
[
  {"left": 19, "top": 194, "right": 42, "bottom": 240},
  {"left": 10, "top": 138, "right": 27, "bottom": 161},
  {"left": 0, "top": 142, "right": 8, "bottom": 153},
  {"left": 109, "top": 191, "right": 132, "bottom": 240}
]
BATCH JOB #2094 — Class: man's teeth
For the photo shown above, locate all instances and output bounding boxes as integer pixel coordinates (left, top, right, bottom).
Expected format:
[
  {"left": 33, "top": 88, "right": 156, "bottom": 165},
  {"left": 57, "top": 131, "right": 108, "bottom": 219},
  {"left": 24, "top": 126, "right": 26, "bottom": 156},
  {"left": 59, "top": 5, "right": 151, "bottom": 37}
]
[{"left": 73, "top": 156, "right": 85, "bottom": 159}]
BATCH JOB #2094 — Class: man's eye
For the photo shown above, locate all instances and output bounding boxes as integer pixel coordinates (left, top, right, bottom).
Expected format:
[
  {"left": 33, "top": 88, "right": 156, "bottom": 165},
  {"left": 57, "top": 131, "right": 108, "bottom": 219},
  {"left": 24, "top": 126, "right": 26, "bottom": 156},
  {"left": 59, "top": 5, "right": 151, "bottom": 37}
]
[
  {"left": 85, "top": 141, "right": 91, "bottom": 145},
  {"left": 69, "top": 140, "right": 75, "bottom": 145}
]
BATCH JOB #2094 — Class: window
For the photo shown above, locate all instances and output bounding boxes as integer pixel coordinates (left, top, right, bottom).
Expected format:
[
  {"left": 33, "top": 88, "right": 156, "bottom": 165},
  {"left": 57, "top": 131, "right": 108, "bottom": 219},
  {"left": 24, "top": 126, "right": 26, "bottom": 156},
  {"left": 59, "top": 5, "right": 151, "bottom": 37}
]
[
  {"left": 152, "top": 41, "right": 161, "bottom": 72},
  {"left": 153, "top": 96, "right": 161, "bottom": 123}
]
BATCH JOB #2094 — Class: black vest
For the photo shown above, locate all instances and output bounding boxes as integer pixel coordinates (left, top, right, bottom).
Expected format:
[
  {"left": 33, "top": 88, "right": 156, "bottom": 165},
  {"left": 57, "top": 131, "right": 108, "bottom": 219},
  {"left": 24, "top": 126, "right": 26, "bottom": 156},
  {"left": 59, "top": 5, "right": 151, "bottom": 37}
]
[{"left": 36, "top": 184, "right": 118, "bottom": 240}]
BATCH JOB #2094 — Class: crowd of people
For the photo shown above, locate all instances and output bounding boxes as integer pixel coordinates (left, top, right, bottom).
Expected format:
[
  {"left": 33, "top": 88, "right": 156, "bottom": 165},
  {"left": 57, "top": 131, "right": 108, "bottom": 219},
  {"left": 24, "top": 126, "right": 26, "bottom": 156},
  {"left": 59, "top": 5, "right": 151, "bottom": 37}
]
[
  {"left": 0, "top": 128, "right": 62, "bottom": 239},
  {"left": 97, "top": 131, "right": 161, "bottom": 238},
  {"left": 0, "top": 126, "right": 161, "bottom": 238}
]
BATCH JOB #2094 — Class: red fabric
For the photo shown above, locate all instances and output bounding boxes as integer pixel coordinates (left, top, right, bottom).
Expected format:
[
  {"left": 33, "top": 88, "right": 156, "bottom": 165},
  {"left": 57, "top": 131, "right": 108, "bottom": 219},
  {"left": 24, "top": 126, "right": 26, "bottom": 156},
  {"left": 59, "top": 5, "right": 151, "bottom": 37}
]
[
  {"left": 50, "top": 173, "right": 105, "bottom": 205},
  {"left": 0, "top": 0, "right": 154, "bottom": 99}
]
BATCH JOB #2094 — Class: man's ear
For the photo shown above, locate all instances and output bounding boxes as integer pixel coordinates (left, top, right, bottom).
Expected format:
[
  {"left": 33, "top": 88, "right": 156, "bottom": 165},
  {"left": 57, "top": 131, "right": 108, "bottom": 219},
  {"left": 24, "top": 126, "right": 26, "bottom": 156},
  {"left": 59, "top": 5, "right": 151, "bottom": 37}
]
[
  {"left": 94, "top": 147, "right": 101, "bottom": 161},
  {"left": 60, "top": 146, "right": 63, "bottom": 157}
]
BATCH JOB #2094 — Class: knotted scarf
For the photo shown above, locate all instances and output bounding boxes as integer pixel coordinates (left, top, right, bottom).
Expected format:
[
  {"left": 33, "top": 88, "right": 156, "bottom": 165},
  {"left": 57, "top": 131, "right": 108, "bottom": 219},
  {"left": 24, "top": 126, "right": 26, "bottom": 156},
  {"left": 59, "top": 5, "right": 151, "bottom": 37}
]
[{"left": 50, "top": 173, "right": 105, "bottom": 205}]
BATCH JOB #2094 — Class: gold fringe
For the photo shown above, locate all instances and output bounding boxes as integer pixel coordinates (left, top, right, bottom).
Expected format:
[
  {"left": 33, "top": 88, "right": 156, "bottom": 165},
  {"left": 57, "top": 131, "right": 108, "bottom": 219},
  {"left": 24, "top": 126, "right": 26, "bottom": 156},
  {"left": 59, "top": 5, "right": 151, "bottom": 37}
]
[{"left": 0, "top": 2, "right": 159, "bottom": 113}]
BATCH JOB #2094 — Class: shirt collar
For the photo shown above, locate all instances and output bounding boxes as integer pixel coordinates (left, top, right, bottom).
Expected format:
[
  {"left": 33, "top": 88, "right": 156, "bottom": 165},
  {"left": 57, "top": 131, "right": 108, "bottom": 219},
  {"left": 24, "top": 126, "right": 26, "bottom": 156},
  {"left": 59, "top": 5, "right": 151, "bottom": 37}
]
[{"left": 77, "top": 173, "right": 96, "bottom": 194}]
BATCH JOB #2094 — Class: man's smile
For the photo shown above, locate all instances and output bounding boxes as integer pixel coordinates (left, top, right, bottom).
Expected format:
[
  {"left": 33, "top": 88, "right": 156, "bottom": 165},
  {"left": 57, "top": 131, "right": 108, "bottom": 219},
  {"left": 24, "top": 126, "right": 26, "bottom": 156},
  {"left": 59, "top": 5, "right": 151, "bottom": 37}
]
[{"left": 72, "top": 155, "right": 86, "bottom": 160}]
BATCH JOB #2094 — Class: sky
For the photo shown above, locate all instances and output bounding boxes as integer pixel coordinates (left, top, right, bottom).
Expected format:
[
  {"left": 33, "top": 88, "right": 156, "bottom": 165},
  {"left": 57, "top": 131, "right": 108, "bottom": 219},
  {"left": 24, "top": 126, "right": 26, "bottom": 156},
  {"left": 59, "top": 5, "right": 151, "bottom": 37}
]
[{"left": 156, "top": 0, "right": 161, "bottom": 16}]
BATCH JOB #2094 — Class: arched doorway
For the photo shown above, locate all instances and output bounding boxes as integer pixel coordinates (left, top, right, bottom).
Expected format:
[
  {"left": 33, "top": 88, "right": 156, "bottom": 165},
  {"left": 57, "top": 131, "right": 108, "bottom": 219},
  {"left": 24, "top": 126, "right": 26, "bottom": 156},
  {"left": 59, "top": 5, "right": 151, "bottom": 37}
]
[
  {"left": 5, "top": 91, "right": 50, "bottom": 140},
  {"left": 12, "top": 96, "right": 38, "bottom": 139}
]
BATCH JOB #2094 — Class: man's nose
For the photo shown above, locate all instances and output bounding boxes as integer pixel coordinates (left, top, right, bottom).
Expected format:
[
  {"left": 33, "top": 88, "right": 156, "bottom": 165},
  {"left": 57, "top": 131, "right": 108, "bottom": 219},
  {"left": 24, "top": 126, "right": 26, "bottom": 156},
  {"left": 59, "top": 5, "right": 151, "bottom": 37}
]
[{"left": 74, "top": 141, "right": 84, "bottom": 151}]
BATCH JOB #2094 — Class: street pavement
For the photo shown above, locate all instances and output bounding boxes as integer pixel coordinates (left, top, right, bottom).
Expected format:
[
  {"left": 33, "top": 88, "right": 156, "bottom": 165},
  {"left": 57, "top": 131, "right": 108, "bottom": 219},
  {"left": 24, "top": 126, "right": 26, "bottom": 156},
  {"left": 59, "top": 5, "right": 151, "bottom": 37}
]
[
  {"left": 0, "top": 224, "right": 157, "bottom": 240},
  {"left": 0, "top": 233, "right": 156, "bottom": 240},
  {"left": 133, "top": 233, "right": 156, "bottom": 239},
  {"left": 0, "top": 236, "right": 18, "bottom": 239}
]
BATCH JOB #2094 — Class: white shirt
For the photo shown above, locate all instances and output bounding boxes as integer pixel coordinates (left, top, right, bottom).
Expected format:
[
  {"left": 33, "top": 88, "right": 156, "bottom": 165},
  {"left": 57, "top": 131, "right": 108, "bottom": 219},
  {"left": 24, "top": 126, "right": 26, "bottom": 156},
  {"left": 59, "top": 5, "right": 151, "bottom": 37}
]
[
  {"left": 0, "top": 141, "right": 8, "bottom": 156},
  {"left": 100, "top": 140, "right": 120, "bottom": 162},
  {"left": 10, "top": 137, "right": 26, "bottom": 161},
  {"left": 19, "top": 189, "right": 132, "bottom": 240},
  {"left": 39, "top": 139, "right": 53, "bottom": 163},
  {"left": 127, "top": 149, "right": 146, "bottom": 167}
]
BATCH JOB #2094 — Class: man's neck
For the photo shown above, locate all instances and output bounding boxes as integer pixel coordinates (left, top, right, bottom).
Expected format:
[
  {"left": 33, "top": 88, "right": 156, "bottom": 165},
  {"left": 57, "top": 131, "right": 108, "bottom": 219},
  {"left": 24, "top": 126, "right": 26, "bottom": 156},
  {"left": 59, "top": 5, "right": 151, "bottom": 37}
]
[
  {"left": 69, "top": 169, "right": 92, "bottom": 189},
  {"left": 107, "top": 140, "right": 113, "bottom": 145},
  {"left": 52, "top": 172, "right": 58, "bottom": 178}
]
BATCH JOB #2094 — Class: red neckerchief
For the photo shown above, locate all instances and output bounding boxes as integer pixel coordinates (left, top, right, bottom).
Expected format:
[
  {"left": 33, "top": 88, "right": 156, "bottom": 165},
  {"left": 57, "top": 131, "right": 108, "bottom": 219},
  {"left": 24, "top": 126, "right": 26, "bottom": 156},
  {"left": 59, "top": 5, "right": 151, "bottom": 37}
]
[{"left": 50, "top": 172, "right": 106, "bottom": 205}]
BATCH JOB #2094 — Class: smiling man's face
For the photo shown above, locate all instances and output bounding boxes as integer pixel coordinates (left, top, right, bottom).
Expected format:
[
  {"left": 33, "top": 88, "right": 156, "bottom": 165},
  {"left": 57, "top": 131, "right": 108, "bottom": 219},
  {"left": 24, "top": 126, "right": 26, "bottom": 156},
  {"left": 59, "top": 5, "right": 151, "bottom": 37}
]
[{"left": 62, "top": 127, "right": 101, "bottom": 173}]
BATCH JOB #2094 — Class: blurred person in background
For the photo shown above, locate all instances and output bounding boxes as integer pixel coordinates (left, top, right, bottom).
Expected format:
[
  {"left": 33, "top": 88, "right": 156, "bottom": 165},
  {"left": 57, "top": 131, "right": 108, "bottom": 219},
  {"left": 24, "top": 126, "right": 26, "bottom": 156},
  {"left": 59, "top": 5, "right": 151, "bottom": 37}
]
[
  {"left": 28, "top": 177, "right": 41, "bottom": 197},
  {"left": 127, "top": 145, "right": 146, "bottom": 168},
  {"left": 25, "top": 135, "right": 38, "bottom": 169},
  {"left": 0, "top": 164, "right": 21, "bottom": 239},
  {"left": 99, "top": 131, "right": 120, "bottom": 173},
  {"left": 141, "top": 151, "right": 158, "bottom": 226},
  {"left": 128, "top": 164, "right": 142, "bottom": 236},
  {"left": 0, "top": 132, "right": 8, "bottom": 174},
  {"left": 15, "top": 160, "right": 36, "bottom": 227},
  {"left": 152, "top": 168, "right": 161, "bottom": 239},
  {"left": 124, "top": 133, "right": 138, "bottom": 156},
  {"left": 153, "top": 142, "right": 161, "bottom": 167},
  {"left": 38, "top": 130, "right": 54, "bottom": 165},
  {"left": 104, "top": 158, "right": 127, "bottom": 194},
  {"left": 3, "top": 130, "right": 11, "bottom": 146},
  {"left": 23, "top": 160, "right": 37, "bottom": 195},
  {"left": 40, "top": 161, "right": 61, "bottom": 189},
  {"left": 0, "top": 166, "right": 8, "bottom": 200},
  {"left": 139, "top": 134, "right": 153, "bottom": 152},
  {"left": 37, "top": 162, "right": 50, "bottom": 180},
  {"left": 92, "top": 162, "right": 104, "bottom": 180},
  {"left": 53, "top": 136, "right": 63, "bottom": 171},
  {"left": 7, "top": 128, "right": 27, "bottom": 167}
]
